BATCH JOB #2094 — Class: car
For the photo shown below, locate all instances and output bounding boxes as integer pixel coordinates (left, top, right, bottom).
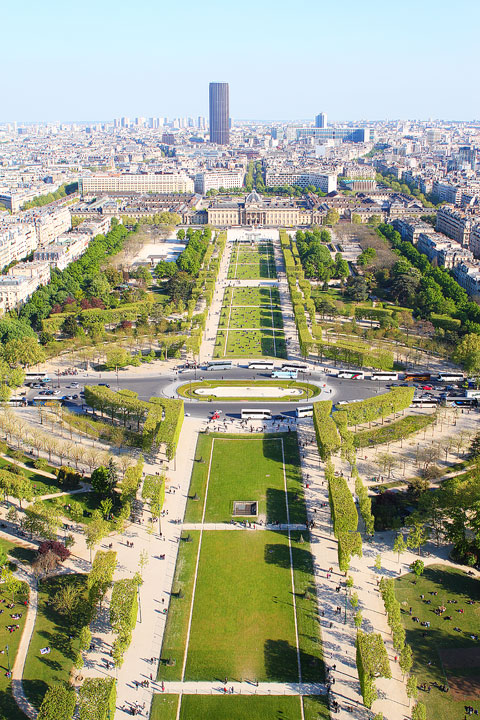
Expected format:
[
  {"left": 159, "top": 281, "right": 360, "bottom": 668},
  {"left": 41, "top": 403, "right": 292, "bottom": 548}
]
[
  {"left": 98, "top": 383, "right": 110, "bottom": 388},
  {"left": 399, "top": 383, "right": 410, "bottom": 387},
  {"left": 62, "top": 395, "right": 72, "bottom": 401},
  {"left": 72, "top": 394, "right": 79, "bottom": 400},
  {"left": 70, "top": 382, "right": 79, "bottom": 388},
  {"left": 80, "top": 391, "right": 85, "bottom": 397},
  {"left": 52, "top": 390, "right": 61, "bottom": 396},
  {"left": 422, "top": 385, "right": 433, "bottom": 390}
]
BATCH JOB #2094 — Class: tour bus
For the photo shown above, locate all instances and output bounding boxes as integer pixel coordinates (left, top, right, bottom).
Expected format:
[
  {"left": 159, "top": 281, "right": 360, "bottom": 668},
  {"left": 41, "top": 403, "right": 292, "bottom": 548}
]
[
  {"left": 241, "top": 408, "right": 272, "bottom": 420},
  {"left": 337, "top": 371, "right": 365, "bottom": 380},
  {"left": 410, "top": 398, "right": 438, "bottom": 408},
  {"left": 31, "top": 396, "right": 61, "bottom": 407},
  {"left": 8, "top": 397, "right": 26, "bottom": 407},
  {"left": 370, "top": 372, "right": 399, "bottom": 381},
  {"left": 25, "top": 372, "right": 50, "bottom": 383},
  {"left": 404, "top": 373, "right": 431, "bottom": 382},
  {"left": 441, "top": 396, "right": 475, "bottom": 407},
  {"left": 249, "top": 361, "right": 275, "bottom": 371},
  {"left": 296, "top": 405, "right": 314, "bottom": 418},
  {"left": 206, "top": 361, "right": 233, "bottom": 371},
  {"left": 282, "top": 362, "right": 308, "bottom": 371},
  {"left": 437, "top": 372, "right": 465, "bottom": 383},
  {"left": 271, "top": 370, "right": 298, "bottom": 379}
]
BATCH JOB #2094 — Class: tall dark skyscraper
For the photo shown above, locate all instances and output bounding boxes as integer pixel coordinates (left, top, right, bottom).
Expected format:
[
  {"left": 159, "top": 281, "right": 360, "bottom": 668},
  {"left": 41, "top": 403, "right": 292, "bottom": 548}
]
[{"left": 209, "top": 82, "right": 229, "bottom": 145}]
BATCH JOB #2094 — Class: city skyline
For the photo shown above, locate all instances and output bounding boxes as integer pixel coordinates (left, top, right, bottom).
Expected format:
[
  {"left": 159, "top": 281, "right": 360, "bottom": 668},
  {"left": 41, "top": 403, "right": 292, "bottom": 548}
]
[{"left": 2, "top": 0, "right": 479, "bottom": 122}]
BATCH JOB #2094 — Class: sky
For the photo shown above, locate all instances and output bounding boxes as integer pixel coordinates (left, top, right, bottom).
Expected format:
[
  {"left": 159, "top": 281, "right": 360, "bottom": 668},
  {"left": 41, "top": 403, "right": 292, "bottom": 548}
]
[{"left": 2, "top": 0, "right": 479, "bottom": 123}]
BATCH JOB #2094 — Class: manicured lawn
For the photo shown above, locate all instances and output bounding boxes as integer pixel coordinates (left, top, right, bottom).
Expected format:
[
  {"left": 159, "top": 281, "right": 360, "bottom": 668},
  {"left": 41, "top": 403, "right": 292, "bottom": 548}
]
[
  {"left": 0, "top": 537, "right": 36, "bottom": 567},
  {"left": 185, "top": 434, "right": 306, "bottom": 525},
  {"left": 0, "top": 457, "right": 67, "bottom": 497},
  {"left": 157, "top": 532, "right": 200, "bottom": 681},
  {"left": 0, "top": 581, "right": 29, "bottom": 720},
  {"left": 229, "top": 307, "right": 284, "bottom": 329},
  {"left": 23, "top": 573, "right": 87, "bottom": 710},
  {"left": 232, "top": 287, "right": 281, "bottom": 307},
  {"left": 395, "top": 564, "right": 480, "bottom": 720},
  {"left": 228, "top": 243, "right": 277, "bottom": 280},
  {"left": 185, "top": 531, "right": 298, "bottom": 682},
  {"left": 224, "top": 329, "right": 287, "bottom": 359},
  {"left": 150, "top": 694, "right": 330, "bottom": 720},
  {"left": 353, "top": 412, "right": 436, "bottom": 448},
  {"left": 44, "top": 491, "right": 102, "bottom": 526},
  {"left": 176, "top": 379, "right": 319, "bottom": 402}
]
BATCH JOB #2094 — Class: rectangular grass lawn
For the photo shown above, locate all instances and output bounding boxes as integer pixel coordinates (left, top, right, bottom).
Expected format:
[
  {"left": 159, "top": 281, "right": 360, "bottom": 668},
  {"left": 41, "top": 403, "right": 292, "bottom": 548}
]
[
  {"left": 185, "top": 434, "right": 306, "bottom": 525},
  {"left": 185, "top": 530, "right": 298, "bottom": 682},
  {"left": 395, "top": 564, "right": 480, "bottom": 720},
  {"left": 151, "top": 694, "right": 330, "bottom": 720},
  {"left": 232, "top": 287, "right": 281, "bottom": 307}
]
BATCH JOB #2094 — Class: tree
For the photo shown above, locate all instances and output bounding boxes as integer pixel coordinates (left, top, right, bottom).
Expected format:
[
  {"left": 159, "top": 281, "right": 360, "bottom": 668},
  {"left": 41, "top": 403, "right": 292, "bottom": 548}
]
[
  {"left": 38, "top": 541, "right": 70, "bottom": 563},
  {"left": 351, "top": 213, "right": 362, "bottom": 224},
  {"left": 32, "top": 550, "right": 59, "bottom": 581},
  {"left": 84, "top": 511, "right": 110, "bottom": 562},
  {"left": 374, "top": 554, "right": 382, "bottom": 572},
  {"left": 411, "top": 702, "right": 427, "bottom": 720},
  {"left": 91, "top": 466, "right": 116, "bottom": 499},
  {"left": 61, "top": 315, "right": 79, "bottom": 338},
  {"left": 3, "top": 338, "right": 46, "bottom": 368},
  {"left": 357, "top": 247, "right": 377, "bottom": 267},
  {"left": 399, "top": 643, "right": 413, "bottom": 676},
  {"left": 454, "top": 333, "right": 480, "bottom": 374},
  {"left": 406, "top": 675, "right": 418, "bottom": 704},
  {"left": 409, "top": 559, "right": 425, "bottom": 577},
  {"left": 344, "top": 275, "right": 368, "bottom": 301},
  {"left": 393, "top": 534, "right": 407, "bottom": 563},
  {"left": 354, "top": 610, "right": 363, "bottom": 628},
  {"left": 37, "top": 683, "right": 76, "bottom": 720},
  {"left": 407, "top": 521, "right": 429, "bottom": 555},
  {"left": 53, "top": 583, "right": 79, "bottom": 620},
  {"left": 375, "top": 452, "right": 398, "bottom": 478},
  {"left": 105, "top": 347, "right": 130, "bottom": 371},
  {"left": 325, "top": 208, "right": 340, "bottom": 226}
]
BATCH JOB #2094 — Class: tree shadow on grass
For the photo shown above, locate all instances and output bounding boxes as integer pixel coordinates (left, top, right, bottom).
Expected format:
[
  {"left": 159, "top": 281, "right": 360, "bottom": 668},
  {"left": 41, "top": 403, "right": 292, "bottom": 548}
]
[
  {"left": 264, "top": 639, "right": 324, "bottom": 683},
  {"left": 8, "top": 547, "right": 36, "bottom": 565},
  {"left": 22, "top": 679, "right": 48, "bottom": 713}
]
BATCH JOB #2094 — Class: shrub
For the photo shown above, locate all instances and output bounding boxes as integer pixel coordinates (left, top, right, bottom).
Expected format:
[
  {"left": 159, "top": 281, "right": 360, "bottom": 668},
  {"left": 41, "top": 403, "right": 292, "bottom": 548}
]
[
  {"left": 79, "top": 678, "right": 116, "bottom": 720},
  {"left": 37, "top": 683, "right": 76, "bottom": 720}
]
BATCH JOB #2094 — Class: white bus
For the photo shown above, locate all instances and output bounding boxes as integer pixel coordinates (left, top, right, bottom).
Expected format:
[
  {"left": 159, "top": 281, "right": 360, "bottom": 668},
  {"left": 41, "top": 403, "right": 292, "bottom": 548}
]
[
  {"left": 206, "top": 361, "right": 233, "bottom": 371},
  {"left": 296, "top": 405, "right": 313, "bottom": 418},
  {"left": 249, "top": 361, "right": 275, "bottom": 371},
  {"left": 241, "top": 408, "right": 272, "bottom": 420},
  {"left": 437, "top": 372, "right": 465, "bottom": 383},
  {"left": 370, "top": 372, "right": 398, "bottom": 381},
  {"left": 272, "top": 370, "right": 298, "bottom": 379},
  {"left": 282, "top": 362, "right": 308, "bottom": 371},
  {"left": 410, "top": 398, "right": 438, "bottom": 408},
  {"left": 337, "top": 371, "right": 365, "bottom": 380}
]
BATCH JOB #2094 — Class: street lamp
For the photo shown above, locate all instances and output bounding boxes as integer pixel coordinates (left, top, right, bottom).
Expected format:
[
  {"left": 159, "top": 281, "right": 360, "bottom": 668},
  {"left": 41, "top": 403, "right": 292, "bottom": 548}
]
[{"left": 4, "top": 644, "right": 10, "bottom": 675}]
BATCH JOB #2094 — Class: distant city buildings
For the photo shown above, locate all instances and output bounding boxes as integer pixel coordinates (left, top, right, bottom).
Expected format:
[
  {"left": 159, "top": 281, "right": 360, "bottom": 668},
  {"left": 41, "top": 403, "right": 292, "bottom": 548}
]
[
  {"left": 315, "top": 112, "right": 327, "bottom": 129},
  {"left": 209, "top": 83, "right": 230, "bottom": 145},
  {"left": 79, "top": 174, "right": 194, "bottom": 195}
]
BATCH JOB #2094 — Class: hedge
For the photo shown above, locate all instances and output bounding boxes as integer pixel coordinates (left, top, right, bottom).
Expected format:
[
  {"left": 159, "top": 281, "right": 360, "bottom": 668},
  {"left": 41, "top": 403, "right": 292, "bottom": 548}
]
[
  {"left": 338, "top": 531, "right": 363, "bottom": 572},
  {"left": 110, "top": 578, "right": 139, "bottom": 667},
  {"left": 37, "top": 683, "right": 76, "bottom": 720},
  {"left": 84, "top": 386, "right": 184, "bottom": 459},
  {"left": 353, "top": 412, "right": 435, "bottom": 448},
  {"left": 430, "top": 313, "right": 462, "bottom": 331},
  {"left": 353, "top": 470, "right": 375, "bottom": 535},
  {"left": 379, "top": 578, "right": 406, "bottom": 652},
  {"left": 327, "top": 468, "right": 358, "bottom": 537},
  {"left": 336, "top": 387, "right": 414, "bottom": 427},
  {"left": 79, "top": 678, "right": 116, "bottom": 720},
  {"left": 315, "top": 340, "right": 394, "bottom": 370},
  {"left": 87, "top": 550, "right": 117, "bottom": 607},
  {"left": 313, "top": 401, "right": 340, "bottom": 459},
  {"left": 356, "top": 630, "right": 391, "bottom": 708}
]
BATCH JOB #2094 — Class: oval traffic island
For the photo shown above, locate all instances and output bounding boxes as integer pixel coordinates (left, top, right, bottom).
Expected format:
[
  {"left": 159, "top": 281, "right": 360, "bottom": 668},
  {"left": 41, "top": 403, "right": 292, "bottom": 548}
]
[{"left": 176, "top": 379, "right": 321, "bottom": 402}]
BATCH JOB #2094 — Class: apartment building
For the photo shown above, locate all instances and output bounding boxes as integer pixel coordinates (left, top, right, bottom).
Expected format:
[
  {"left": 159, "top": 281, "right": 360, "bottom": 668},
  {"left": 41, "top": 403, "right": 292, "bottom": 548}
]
[
  {"left": 436, "top": 205, "right": 473, "bottom": 247},
  {"left": 0, "top": 275, "right": 40, "bottom": 312},
  {"left": 8, "top": 260, "right": 51, "bottom": 286},
  {"left": 194, "top": 171, "right": 244, "bottom": 195},
  {"left": 264, "top": 170, "right": 337, "bottom": 193},
  {"left": 23, "top": 206, "right": 72, "bottom": 245},
  {"left": 432, "top": 181, "right": 462, "bottom": 205},
  {"left": 416, "top": 232, "right": 473, "bottom": 269},
  {"left": 469, "top": 225, "right": 480, "bottom": 259},
  {"left": 392, "top": 219, "right": 435, "bottom": 245},
  {"left": 0, "top": 222, "right": 37, "bottom": 269},
  {"left": 453, "top": 262, "right": 480, "bottom": 297},
  {"left": 79, "top": 174, "right": 194, "bottom": 195}
]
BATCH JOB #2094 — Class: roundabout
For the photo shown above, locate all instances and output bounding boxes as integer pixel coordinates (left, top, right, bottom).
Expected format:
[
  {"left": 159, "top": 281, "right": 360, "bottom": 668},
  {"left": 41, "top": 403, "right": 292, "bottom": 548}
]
[{"left": 176, "top": 379, "right": 322, "bottom": 402}]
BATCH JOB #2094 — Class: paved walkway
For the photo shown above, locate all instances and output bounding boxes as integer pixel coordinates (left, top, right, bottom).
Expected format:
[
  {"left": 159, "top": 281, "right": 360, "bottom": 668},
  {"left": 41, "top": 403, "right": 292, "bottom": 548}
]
[
  {"left": 182, "top": 522, "right": 307, "bottom": 531},
  {"left": 156, "top": 680, "right": 327, "bottom": 695},
  {"left": 11, "top": 565, "right": 39, "bottom": 720}
]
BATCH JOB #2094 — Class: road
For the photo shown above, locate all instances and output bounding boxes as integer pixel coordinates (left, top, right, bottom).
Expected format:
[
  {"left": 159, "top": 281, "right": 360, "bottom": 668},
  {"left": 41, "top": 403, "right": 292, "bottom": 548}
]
[{"left": 22, "top": 364, "right": 393, "bottom": 420}]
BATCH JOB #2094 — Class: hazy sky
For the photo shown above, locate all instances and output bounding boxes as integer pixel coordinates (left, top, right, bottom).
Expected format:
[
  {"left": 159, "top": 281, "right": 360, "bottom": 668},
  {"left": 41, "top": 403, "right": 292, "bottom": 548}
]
[{"left": 3, "top": 0, "right": 478, "bottom": 122}]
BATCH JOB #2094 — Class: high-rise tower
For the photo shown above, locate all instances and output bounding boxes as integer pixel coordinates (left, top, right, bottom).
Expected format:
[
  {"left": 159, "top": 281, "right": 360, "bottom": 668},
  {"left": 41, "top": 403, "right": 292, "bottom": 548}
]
[
  {"left": 315, "top": 112, "right": 327, "bottom": 128},
  {"left": 209, "top": 82, "right": 229, "bottom": 145}
]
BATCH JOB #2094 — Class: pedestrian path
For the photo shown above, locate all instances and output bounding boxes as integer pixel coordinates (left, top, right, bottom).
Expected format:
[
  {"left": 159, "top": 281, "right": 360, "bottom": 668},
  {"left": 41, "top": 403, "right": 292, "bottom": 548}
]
[
  {"left": 182, "top": 522, "right": 307, "bottom": 531},
  {"left": 11, "top": 565, "right": 39, "bottom": 720},
  {"left": 154, "top": 680, "right": 327, "bottom": 695}
]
